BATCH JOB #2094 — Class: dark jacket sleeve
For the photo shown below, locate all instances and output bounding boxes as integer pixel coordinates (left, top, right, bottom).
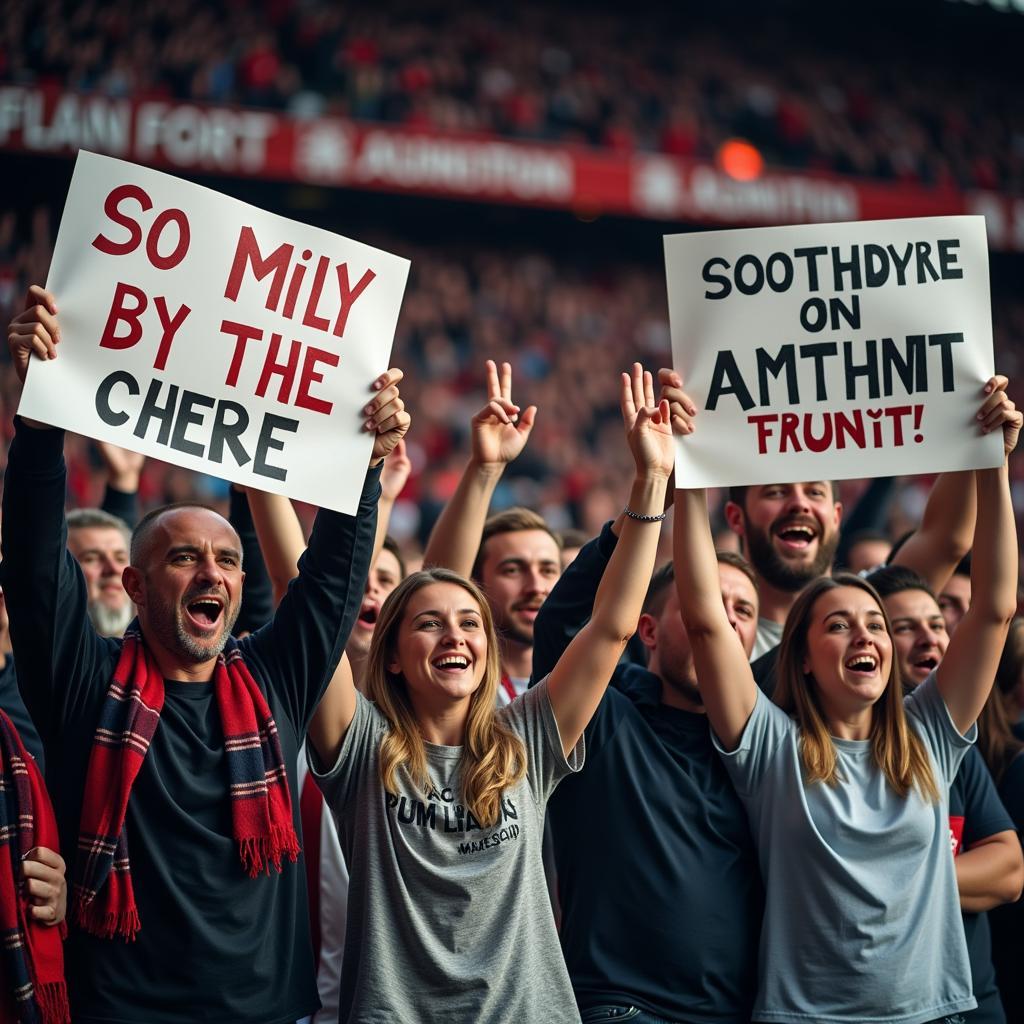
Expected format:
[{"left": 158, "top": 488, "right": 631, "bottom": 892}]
[
  {"left": 0, "top": 657, "right": 44, "bottom": 769},
  {"left": 0, "top": 420, "right": 107, "bottom": 747},
  {"left": 532, "top": 521, "right": 618, "bottom": 684},
  {"left": 229, "top": 488, "right": 275, "bottom": 634},
  {"left": 100, "top": 483, "right": 140, "bottom": 530},
  {"left": 241, "top": 464, "right": 381, "bottom": 732}
]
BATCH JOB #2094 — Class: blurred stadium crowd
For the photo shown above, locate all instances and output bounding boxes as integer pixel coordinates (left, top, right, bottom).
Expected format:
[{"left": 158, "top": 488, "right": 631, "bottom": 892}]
[
  {"left": 4, "top": 200, "right": 1024, "bottom": 568},
  {"left": 2, "top": 0, "right": 1024, "bottom": 564},
  {"left": 2, "top": 0, "right": 1023, "bottom": 191}
]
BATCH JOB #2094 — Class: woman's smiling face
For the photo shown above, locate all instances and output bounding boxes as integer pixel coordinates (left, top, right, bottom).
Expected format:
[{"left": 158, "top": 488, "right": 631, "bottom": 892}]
[
  {"left": 802, "top": 585, "right": 893, "bottom": 722},
  {"left": 388, "top": 582, "right": 489, "bottom": 703}
]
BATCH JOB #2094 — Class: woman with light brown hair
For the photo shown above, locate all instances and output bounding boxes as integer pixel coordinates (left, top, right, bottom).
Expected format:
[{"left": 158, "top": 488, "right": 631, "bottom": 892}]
[
  {"left": 306, "top": 364, "right": 674, "bottom": 1024},
  {"left": 665, "top": 368, "right": 1021, "bottom": 1024}
]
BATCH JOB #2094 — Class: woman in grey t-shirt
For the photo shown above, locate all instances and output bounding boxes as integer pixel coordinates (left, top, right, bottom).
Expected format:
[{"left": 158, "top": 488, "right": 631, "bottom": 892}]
[
  {"left": 308, "top": 365, "right": 675, "bottom": 1023},
  {"left": 665, "top": 372, "right": 1021, "bottom": 1024}
]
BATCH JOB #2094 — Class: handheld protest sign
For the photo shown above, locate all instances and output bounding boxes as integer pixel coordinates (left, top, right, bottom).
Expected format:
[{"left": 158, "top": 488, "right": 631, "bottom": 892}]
[
  {"left": 663, "top": 216, "right": 1003, "bottom": 488},
  {"left": 20, "top": 150, "right": 410, "bottom": 513}
]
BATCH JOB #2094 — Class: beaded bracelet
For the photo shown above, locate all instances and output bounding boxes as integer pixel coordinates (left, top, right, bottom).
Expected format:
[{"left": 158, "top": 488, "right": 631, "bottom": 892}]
[{"left": 623, "top": 506, "right": 667, "bottom": 523}]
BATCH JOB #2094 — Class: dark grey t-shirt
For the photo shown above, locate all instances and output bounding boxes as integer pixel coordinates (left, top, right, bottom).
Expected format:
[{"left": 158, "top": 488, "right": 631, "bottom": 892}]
[{"left": 311, "top": 678, "right": 584, "bottom": 1024}]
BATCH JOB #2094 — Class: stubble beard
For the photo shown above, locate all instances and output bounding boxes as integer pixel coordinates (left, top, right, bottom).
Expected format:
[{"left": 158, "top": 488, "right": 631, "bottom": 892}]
[{"left": 149, "top": 592, "right": 240, "bottom": 664}]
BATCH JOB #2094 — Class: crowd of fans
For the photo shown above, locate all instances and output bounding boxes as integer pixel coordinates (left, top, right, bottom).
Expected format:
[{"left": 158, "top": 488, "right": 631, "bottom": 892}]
[
  {"left": 3, "top": 0, "right": 1024, "bottom": 192},
  {"left": 3, "top": 199, "right": 1024, "bottom": 571}
]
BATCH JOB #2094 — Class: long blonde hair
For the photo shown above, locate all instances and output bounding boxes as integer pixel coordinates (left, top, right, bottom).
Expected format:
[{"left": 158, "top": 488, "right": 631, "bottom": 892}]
[
  {"left": 774, "top": 573, "right": 938, "bottom": 801},
  {"left": 364, "top": 568, "right": 527, "bottom": 826}
]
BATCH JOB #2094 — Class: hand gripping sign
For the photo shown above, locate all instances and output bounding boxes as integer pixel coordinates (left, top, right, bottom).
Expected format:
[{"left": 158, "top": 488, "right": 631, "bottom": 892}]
[
  {"left": 663, "top": 216, "right": 1004, "bottom": 487},
  {"left": 20, "top": 151, "right": 410, "bottom": 513}
]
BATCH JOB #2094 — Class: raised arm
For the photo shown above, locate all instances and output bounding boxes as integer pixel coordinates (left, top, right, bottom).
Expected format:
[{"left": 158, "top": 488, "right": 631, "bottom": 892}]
[
  {"left": 545, "top": 365, "right": 671, "bottom": 756},
  {"left": 243, "top": 370, "right": 410, "bottom": 730},
  {"left": 97, "top": 442, "right": 145, "bottom": 529},
  {"left": 532, "top": 520, "right": 622, "bottom": 684},
  {"left": 373, "top": 437, "right": 411, "bottom": 567},
  {"left": 936, "top": 378, "right": 1021, "bottom": 734},
  {"left": 228, "top": 486, "right": 276, "bottom": 634},
  {"left": 422, "top": 360, "right": 535, "bottom": 575},
  {"left": 249, "top": 436, "right": 411, "bottom": 608},
  {"left": 662, "top": 369, "right": 758, "bottom": 751},
  {"left": 1, "top": 287, "right": 106, "bottom": 741},
  {"left": 246, "top": 490, "right": 306, "bottom": 607},
  {"left": 891, "top": 471, "right": 975, "bottom": 594}
]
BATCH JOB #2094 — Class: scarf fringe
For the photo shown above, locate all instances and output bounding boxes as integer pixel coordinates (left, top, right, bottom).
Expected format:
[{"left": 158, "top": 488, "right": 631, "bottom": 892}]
[
  {"left": 238, "top": 823, "right": 299, "bottom": 880},
  {"left": 239, "top": 825, "right": 301, "bottom": 877},
  {"left": 74, "top": 897, "right": 140, "bottom": 942},
  {"left": 35, "top": 980, "right": 70, "bottom": 1024}
]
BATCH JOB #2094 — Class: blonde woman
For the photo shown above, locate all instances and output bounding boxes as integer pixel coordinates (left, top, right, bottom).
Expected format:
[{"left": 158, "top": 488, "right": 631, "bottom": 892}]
[
  {"left": 664, "top": 370, "right": 1020, "bottom": 1024},
  {"left": 307, "top": 365, "right": 673, "bottom": 1024}
]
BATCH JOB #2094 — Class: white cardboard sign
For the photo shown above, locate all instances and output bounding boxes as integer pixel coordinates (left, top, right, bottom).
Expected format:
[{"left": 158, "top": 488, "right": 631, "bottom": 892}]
[
  {"left": 20, "top": 151, "right": 410, "bottom": 513},
  {"left": 664, "top": 216, "right": 1004, "bottom": 487}
]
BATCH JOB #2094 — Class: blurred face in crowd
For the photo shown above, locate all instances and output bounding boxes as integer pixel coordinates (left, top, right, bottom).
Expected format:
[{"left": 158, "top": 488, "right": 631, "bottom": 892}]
[
  {"left": 883, "top": 587, "right": 948, "bottom": 687},
  {"left": 348, "top": 547, "right": 404, "bottom": 659},
  {"left": 801, "top": 585, "right": 892, "bottom": 722},
  {"left": 727, "top": 482, "right": 842, "bottom": 593},
  {"left": 643, "top": 563, "right": 758, "bottom": 710},
  {"left": 123, "top": 508, "right": 243, "bottom": 671},
  {"left": 67, "top": 525, "right": 134, "bottom": 637},
  {"left": 938, "top": 573, "right": 971, "bottom": 634},
  {"left": 846, "top": 538, "right": 892, "bottom": 575},
  {"left": 559, "top": 545, "right": 582, "bottom": 572},
  {"left": 478, "top": 529, "right": 561, "bottom": 648}
]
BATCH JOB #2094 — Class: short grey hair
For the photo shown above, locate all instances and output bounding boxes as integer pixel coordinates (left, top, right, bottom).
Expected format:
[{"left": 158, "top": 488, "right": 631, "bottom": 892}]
[{"left": 67, "top": 508, "right": 131, "bottom": 546}]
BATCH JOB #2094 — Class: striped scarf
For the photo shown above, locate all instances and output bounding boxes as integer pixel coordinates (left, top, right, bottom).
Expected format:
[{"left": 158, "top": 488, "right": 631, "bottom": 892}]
[
  {"left": 0, "top": 710, "right": 69, "bottom": 1024},
  {"left": 72, "top": 628, "right": 299, "bottom": 941}
]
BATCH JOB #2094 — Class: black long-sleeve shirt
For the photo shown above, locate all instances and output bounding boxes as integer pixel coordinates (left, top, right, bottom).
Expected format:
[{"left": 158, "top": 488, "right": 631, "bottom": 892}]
[{"left": 1, "top": 419, "right": 379, "bottom": 1024}]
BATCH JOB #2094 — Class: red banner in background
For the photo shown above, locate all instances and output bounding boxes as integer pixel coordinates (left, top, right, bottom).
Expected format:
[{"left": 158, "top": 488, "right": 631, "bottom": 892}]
[{"left": 2, "top": 85, "right": 1023, "bottom": 251}]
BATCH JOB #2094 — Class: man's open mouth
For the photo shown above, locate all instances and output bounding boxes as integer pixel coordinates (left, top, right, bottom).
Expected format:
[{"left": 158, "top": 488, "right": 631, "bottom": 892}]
[
  {"left": 357, "top": 603, "right": 379, "bottom": 629},
  {"left": 774, "top": 522, "right": 818, "bottom": 550},
  {"left": 184, "top": 596, "right": 224, "bottom": 631}
]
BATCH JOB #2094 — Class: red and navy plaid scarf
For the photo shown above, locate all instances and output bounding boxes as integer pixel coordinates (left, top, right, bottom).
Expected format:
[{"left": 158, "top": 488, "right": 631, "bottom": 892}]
[
  {"left": 0, "top": 710, "right": 69, "bottom": 1024},
  {"left": 72, "top": 628, "right": 299, "bottom": 941}
]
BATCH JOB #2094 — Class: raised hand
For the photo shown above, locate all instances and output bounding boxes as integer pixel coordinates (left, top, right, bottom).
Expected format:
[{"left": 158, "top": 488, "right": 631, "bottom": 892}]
[
  {"left": 470, "top": 359, "right": 536, "bottom": 468},
  {"left": 978, "top": 375, "right": 1022, "bottom": 458},
  {"left": 657, "top": 367, "right": 699, "bottom": 437},
  {"left": 380, "top": 437, "right": 412, "bottom": 502},
  {"left": 621, "top": 363, "right": 674, "bottom": 480},
  {"left": 7, "top": 285, "right": 59, "bottom": 383},
  {"left": 365, "top": 368, "right": 411, "bottom": 465},
  {"left": 97, "top": 441, "right": 146, "bottom": 493}
]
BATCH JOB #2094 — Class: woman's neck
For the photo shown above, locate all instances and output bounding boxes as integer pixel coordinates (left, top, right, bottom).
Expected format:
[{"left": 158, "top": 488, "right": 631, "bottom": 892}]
[
  {"left": 825, "top": 707, "right": 874, "bottom": 741},
  {"left": 410, "top": 695, "right": 472, "bottom": 746}
]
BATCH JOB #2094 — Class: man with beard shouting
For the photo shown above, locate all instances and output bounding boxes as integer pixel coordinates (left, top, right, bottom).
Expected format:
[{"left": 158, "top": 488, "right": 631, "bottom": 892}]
[
  {"left": 660, "top": 369, "right": 979, "bottom": 671},
  {"left": 3, "top": 285, "right": 410, "bottom": 1024},
  {"left": 724, "top": 481, "right": 842, "bottom": 659}
]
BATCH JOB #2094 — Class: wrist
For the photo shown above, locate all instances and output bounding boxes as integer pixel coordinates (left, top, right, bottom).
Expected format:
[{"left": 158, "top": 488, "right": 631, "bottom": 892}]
[
  {"left": 632, "top": 468, "right": 672, "bottom": 483},
  {"left": 468, "top": 458, "right": 506, "bottom": 482},
  {"left": 627, "top": 474, "right": 669, "bottom": 518},
  {"left": 107, "top": 473, "right": 140, "bottom": 493}
]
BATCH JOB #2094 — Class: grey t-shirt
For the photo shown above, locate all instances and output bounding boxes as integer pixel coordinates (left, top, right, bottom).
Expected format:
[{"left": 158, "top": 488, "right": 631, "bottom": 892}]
[
  {"left": 311, "top": 677, "right": 584, "bottom": 1024},
  {"left": 752, "top": 616, "right": 784, "bottom": 660},
  {"left": 715, "top": 674, "right": 976, "bottom": 1024}
]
